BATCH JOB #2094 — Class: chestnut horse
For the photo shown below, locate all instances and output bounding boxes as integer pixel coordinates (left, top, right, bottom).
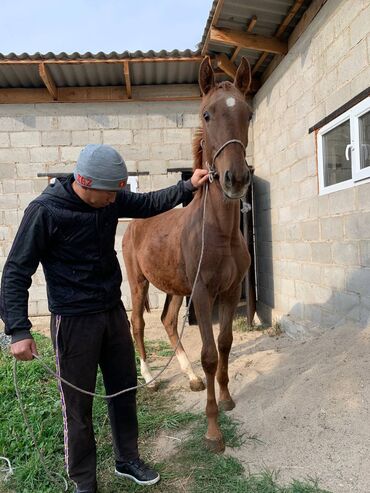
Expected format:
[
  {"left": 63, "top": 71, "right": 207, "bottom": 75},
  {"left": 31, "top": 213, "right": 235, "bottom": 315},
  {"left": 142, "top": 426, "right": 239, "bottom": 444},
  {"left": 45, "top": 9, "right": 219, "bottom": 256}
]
[{"left": 123, "top": 57, "right": 252, "bottom": 452}]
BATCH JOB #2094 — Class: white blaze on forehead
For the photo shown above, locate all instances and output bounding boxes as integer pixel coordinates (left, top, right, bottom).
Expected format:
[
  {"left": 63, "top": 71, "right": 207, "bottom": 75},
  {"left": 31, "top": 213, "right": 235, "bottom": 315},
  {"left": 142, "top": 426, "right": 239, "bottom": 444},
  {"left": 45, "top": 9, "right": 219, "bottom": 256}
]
[{"left": 226, "top": 97, "right": 236, "bottom": 107}]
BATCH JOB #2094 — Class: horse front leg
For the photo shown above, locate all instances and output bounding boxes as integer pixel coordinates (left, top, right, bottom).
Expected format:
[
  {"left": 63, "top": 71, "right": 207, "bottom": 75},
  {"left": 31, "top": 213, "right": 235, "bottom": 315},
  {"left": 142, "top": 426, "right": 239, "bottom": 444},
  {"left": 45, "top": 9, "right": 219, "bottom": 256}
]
[
  {"left": 161, "top": 294, "right": 205, "bottom": 391},
  {"left": 217, "top": 284, "right": 241, "bottom": 411},
  {"left": 193, "top": 290, "right": 224, "bottom": 453}
]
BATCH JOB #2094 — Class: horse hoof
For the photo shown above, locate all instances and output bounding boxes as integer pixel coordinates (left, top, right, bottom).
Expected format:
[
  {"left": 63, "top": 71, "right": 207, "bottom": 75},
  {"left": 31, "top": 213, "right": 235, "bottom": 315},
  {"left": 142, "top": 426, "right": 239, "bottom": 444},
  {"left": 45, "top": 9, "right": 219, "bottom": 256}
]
[
  {"left": 204, "top": 436, "right": 225, "bottom": 454},
  {"left": 147, "top": 381, "right": 160, "bottom": 392},
  {"left": 190, "top": 378, "right": 206, "bottom": 392},
  {"left": 219, "top": 399, "right": 236, "bottom": 412}
]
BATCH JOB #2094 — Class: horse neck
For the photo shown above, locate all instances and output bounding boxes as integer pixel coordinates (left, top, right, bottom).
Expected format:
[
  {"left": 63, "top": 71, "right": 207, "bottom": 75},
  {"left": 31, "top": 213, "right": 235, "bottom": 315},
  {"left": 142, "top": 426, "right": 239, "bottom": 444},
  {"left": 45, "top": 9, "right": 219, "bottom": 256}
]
[{"left": 205, "top": 181, "right": 241, "bottom": 236}]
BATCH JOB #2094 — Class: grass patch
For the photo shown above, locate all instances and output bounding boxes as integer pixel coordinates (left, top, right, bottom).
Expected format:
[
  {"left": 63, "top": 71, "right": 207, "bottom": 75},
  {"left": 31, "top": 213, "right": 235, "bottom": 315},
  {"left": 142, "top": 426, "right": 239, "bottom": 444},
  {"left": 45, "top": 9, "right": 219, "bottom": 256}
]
[
  {"left": 233, "top": 317, "right": 283, "bottom": 338},
  {"left": 1, "top": 333, "right": 330, "bottom": 493}
]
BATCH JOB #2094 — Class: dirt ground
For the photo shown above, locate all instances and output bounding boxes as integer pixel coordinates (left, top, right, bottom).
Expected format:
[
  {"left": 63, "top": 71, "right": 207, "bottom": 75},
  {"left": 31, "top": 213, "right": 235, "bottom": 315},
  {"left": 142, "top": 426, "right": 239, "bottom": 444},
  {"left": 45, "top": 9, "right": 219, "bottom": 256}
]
[{"left": 32, "top": 310, "right": 370, "bottom": 493}]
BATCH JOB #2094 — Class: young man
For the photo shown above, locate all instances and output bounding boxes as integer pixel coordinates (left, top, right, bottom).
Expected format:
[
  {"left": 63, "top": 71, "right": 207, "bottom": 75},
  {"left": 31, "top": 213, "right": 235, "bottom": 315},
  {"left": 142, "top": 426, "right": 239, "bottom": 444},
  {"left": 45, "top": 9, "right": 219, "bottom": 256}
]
[{"left": 0, "top": 144, "right": 208, "bottom": 493}]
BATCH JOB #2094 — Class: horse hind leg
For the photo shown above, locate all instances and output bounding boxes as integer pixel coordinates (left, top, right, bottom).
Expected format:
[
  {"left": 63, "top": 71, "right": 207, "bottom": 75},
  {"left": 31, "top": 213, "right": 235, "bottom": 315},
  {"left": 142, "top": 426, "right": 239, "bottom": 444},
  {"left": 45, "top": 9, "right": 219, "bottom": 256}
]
[
  {"left": 216, "top": 285, "right": 241, "bottom": 411},
  {"left": 161, "top": 294, "right": 205, "bottom": 392},
  {"left": 130, "top": 280, "right": 159, "bottom": 391}
]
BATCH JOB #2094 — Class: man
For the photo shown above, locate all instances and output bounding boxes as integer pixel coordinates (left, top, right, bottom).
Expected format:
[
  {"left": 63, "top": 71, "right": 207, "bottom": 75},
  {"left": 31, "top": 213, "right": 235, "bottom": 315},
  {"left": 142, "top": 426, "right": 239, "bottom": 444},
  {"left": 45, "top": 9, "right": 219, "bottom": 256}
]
[{"left": 0, "top": 144, "right": 208, "bottom": 493}]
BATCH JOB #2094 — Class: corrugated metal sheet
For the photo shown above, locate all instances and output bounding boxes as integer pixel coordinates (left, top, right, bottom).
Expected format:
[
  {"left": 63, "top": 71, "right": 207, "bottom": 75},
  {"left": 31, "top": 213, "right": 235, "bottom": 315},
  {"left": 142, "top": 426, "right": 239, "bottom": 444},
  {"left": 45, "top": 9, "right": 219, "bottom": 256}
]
[
  {"left": 0, "top": 49, "right": 202, "bottom": 89},
  {"left": 201, "top": 0, "right": 311, "bottom": 74}
]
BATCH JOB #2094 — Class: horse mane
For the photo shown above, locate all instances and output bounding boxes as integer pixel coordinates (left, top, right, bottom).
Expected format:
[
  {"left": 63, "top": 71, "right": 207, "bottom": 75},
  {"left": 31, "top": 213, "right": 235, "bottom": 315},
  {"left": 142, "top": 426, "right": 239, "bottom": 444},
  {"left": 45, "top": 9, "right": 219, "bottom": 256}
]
[{"left": 192, "top": 127, "right": 203, "bottom": 171}]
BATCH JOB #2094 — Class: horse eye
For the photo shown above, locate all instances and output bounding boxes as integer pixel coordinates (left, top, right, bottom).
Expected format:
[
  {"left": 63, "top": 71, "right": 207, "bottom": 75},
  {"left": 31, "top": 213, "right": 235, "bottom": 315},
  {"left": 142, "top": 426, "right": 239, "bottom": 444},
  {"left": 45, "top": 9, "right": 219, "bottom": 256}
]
[
  {"left": 248, "top": 113, "right": 253, "bottom": 122},
  {"left": 203, "top": 111, "right": 210, "bottom": 122}
]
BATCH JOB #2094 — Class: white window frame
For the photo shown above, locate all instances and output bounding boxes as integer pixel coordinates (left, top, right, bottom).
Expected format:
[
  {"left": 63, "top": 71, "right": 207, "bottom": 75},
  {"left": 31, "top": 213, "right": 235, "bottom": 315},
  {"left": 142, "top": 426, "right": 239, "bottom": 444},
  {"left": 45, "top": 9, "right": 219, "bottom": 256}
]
[{"left": 318, "top": 96, "right": 370, "bottom": 195}]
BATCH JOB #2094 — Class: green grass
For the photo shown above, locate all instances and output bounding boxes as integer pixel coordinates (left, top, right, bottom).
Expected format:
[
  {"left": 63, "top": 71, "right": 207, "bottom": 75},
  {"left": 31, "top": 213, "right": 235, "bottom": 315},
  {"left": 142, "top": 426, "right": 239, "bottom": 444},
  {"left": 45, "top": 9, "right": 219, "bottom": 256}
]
[{"left": 0, "top": 333, "right": 331, "bottom": 493}]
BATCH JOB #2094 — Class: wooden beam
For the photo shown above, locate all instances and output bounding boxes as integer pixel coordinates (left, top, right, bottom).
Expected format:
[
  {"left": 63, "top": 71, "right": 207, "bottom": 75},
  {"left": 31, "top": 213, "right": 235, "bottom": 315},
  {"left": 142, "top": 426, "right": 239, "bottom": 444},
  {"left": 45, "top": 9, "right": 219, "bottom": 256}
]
[
  {"left": 262, "top": 0, "right": 328, "bottom": 84},
  {"left": 123, "top": 61, "right": 132, "bottom": 99},
  {"left": 201, "top": 0, "right": 225, "bottom": 56},
  {"left": 216, "top": 53, "right": 237, "bottom": 78},
  {"left": 230, "top": 16, "right": 257, "bottom": 63},
  {"left": 252, "top": 0, "right": 304, "bottom": 75},
  {"left": 0, "top": 85, "right": 202, "bottom": 104},
  {"left": 214, "top": 54, "right": 260, "bottom": 92},
  {"left": 0, "top": 56, "right": 203, "bottom": 65},
  {"left": 38, "top": 63, "right": 58, "bottom": 100},
  {"left": 210, "top": 27, "right": 288, "bottom": 55}
]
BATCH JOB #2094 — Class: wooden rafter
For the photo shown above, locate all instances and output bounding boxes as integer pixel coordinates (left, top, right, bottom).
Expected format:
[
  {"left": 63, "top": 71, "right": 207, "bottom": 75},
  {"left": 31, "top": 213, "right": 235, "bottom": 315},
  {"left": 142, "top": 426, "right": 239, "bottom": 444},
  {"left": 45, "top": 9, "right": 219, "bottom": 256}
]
[
  {"left": 0, "top": 86, "right": 201, "bottom": 104},
  {"left": 38, "top": 63, "right": 58, "bottom": 100},
  {"left": 262, "top": 0, "right": 328, "bottom": 83},
  {"left": 214, "top": 55, "right": 260, "bottom": 92},
  {"left": 210, "top": 27, "right": 288, "bottom": 55},
  {"left": 123, "top": 61, "right": 132, "bottom": 99},
  {"left": 230, "top": 15, "right": 257, "bottom": 63},
  {"left": 252, "top": 0, "right": 304, "bottom": 75},
  {"left": 201, "top": 0, "right": 225, "bottom": 56}
]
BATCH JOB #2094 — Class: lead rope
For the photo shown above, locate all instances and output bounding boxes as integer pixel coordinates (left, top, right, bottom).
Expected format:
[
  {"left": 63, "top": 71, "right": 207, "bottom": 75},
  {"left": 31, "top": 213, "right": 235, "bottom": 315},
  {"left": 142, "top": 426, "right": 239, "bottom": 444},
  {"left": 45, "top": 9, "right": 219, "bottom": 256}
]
[{"left": 11, "top": 181, "right": 211, "bottom": 492}]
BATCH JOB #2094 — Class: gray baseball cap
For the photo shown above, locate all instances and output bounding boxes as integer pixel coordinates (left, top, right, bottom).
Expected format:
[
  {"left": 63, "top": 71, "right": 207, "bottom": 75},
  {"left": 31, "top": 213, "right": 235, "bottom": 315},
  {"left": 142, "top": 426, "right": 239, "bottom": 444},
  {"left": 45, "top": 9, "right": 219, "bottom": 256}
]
[{"left": 74, "top": 144, "right": 128, "bottom": 191}]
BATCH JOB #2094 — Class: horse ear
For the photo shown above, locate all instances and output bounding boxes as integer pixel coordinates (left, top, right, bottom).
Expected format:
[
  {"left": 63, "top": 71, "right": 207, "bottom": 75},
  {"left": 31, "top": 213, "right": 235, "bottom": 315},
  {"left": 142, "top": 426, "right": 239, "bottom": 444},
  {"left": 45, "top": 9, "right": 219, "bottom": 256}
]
[
  {"left": 234, "top": 57, "right": 252, "bottom": 95},
  {"left": 199, "top": 56, "right": 215, "bottom": 96}
]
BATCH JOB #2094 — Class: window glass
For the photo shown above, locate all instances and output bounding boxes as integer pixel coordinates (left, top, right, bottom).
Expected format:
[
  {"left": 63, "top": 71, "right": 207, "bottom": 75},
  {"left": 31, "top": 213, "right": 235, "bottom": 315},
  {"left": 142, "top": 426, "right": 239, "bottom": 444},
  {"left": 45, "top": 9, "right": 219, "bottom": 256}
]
[
  {"left": 323, "top": 120, "right": 352, "bottom": 187},
  {"left": 359, "top": 110, "right": 370, "bottom": 170}
]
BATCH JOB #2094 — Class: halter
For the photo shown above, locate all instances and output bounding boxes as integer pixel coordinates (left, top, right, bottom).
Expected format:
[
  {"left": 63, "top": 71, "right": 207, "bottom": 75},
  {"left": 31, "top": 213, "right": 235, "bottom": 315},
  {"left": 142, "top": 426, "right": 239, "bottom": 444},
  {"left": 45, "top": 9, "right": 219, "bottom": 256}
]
[{"left": 201, "top": 138, "right": 246, "bottom": 183}]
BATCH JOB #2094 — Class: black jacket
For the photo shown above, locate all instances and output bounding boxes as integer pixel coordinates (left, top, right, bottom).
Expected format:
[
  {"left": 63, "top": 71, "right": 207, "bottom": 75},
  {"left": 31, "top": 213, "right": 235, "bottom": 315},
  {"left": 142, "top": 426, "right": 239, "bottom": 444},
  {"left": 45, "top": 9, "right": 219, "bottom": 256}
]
[{"left": 0, "top": 175, "right": 195, "bottom": 342}]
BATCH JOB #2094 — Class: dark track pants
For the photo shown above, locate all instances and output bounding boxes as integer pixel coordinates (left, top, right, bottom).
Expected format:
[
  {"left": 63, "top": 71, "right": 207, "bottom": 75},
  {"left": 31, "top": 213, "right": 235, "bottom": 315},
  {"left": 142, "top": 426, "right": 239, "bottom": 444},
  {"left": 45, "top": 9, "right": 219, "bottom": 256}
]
[{"left": 50, "top": 303, "right": 138, "bottom": 491}]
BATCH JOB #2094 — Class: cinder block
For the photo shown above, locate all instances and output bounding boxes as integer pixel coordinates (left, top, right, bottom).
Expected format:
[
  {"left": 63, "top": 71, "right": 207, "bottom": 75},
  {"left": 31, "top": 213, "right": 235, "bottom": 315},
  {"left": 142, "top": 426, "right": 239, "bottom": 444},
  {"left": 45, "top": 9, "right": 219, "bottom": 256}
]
[
  {"left": 133, "top": 129, "right": 162, "bottom": 145},
  {"left": 322, "top": 265, "right": 346, "bottom": 290},
  {"left": 359, "top": 241, "right": 370, "bottom": 267},
  {"left": 345, "top": 212, "right": 370, "bottom": 239},
  {"left": 0, "top": 163, "right": 16, "bottom": 179},
  {"left": 23, "top": 115, "right": 58, "bottom": 131},
  {"left": 337, "top": 39, "right": 368, "bottom": 88},
  {"left": 167, "top": 160, "right": 193, "bottom": 170},
  {"left": 10, "top": 132, "right": 41, "bottom": 147},
  {"left": 102, "top": 129, "right": 133, "bottom": 145},
  {"left": 301, "top": 263, "right": 321, "bottom": 283},
  {"left": 0, "top": 117, "right": 24, "bottom": 132},
  {"left": 346, "top": 268, "right": 370, "bottom": 296},
  {"left": 163, "top": 128, "right": 192, "bottom": 144},
  {"left": 58, "top": 115, "right": 89, "bottom": 130},
  {"left": 180, "top": 144, "right": 193, "bottom": 160},
  {"left": 291, "top": 242, "right": 311, "bottom": 261},
  {"left": 118, "top": 114, "right": 148, "bottom": 130},
  {"left": 16, "top": 162, "right": 46, "bottom": 179},
  {"left": 0, "top": 133, "right": 10, "bottom": 147},
  {"left": 0, "top": 148, "right": 29, "bottom": 164},
  {"left": 2, "top": 180, "right": 16, "bottom": 193},
  {"left": 29, "top": 147, "right": 59, "bottom": 163},
  {"left": 16, "top": 180, "right": 34, "bottom": 193},
  {"left": 311, "top": 242, "right": 332, "bottom": 263},
  {"left": 0, "top": 194, "right": 17, "bottom": 210},
  {"left": 71, "top": 130, "right": 102, "bottom": 146},
  {"left": 88, "top": 114, "right": 119, "bottom": 129},
  {"left": 41, "top": 131, "right": 71, "bottom": 146},
  {"left": 281, "top": 278, "right": 296, "bottom": 297},
  {"left": 137, "top": 160, "right": 167, "bottom": 175},
  {"left": 115, "top": 144, "right": 149, "bottom": 161},
  {"left": 320, "top": 216, "right": 344, "bottom": 240},
  {"left": 60, "top": 146, "right": 83, "bottom": 163},
  {"left": 332, "top": 241, "right": 359, "bottom": 266},
  {"left": 150, "top": 143, "right": 180, "bottom": 160},
  {"left": 301, "top": 220, "right": 319, "bottom": 241}
]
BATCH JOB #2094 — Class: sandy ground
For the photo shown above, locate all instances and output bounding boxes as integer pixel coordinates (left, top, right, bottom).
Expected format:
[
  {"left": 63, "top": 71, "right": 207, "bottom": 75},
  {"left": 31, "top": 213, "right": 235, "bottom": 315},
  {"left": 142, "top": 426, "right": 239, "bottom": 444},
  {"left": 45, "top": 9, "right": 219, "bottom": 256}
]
[{"left": 31, "top": 311, "right": 370, "bottom": 493}]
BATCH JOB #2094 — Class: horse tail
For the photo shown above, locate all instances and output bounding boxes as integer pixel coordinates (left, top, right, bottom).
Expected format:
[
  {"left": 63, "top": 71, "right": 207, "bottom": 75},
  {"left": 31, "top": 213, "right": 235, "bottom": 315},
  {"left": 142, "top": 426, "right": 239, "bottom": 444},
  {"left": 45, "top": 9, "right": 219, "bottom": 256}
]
[{"left": 144, "top": 293, "right": 151, "bottom": 313}]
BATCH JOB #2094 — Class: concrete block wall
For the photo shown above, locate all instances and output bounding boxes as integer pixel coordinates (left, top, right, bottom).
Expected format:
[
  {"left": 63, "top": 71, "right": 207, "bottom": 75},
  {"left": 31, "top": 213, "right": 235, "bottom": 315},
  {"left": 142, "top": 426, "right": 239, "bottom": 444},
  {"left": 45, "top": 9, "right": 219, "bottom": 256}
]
[
  {"left": 252, "top": 0, "right": 370, "bottom": 330},
  {"left": 0, "top": 99, "right": 200, "bottom": 317}
]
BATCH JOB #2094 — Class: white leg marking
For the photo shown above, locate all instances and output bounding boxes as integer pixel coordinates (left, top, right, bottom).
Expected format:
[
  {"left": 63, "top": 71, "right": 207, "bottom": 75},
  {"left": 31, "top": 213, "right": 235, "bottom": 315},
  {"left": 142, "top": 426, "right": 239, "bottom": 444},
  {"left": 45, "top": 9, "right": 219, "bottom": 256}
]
[
  {"left": 176, "top": 350, "right": 199, "bottom": 382},
  {"left": 140, "top": 358, "right": 155, "bottom": 385}
]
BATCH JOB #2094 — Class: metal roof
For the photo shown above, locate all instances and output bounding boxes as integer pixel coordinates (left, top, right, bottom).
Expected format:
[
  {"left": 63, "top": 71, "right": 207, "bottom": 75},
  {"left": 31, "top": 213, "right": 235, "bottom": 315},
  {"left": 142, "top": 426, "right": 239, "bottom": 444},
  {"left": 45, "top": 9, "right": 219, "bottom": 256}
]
[{"left": 0, "top": 1, "right": 314, "bottom": 95}]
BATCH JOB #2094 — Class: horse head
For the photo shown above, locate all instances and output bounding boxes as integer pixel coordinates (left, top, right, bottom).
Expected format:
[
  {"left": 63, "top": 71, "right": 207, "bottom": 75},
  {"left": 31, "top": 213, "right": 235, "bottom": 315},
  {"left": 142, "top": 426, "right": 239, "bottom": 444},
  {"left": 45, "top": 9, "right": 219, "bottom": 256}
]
[{"left": 199, "top": 56, "right": 253, "bottom": 200}]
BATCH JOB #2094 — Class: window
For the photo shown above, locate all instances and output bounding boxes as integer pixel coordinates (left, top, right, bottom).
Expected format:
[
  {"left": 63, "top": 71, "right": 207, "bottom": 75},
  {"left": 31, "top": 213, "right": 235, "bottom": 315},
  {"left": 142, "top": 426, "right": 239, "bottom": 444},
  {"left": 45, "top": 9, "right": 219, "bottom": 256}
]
[{"left": 318, "top": 97, "right": 370, "bottom": 194}]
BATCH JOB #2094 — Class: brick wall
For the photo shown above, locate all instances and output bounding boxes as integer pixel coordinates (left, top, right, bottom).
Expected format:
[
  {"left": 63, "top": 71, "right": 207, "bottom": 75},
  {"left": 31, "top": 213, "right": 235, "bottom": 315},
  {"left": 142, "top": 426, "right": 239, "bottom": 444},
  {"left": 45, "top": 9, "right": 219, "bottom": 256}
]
[
  {"left": 252, "top": 0, "right": 370, "bottom": 332},
  {"left": 0, "top": 99, "right": 200, "bottom": 316}
]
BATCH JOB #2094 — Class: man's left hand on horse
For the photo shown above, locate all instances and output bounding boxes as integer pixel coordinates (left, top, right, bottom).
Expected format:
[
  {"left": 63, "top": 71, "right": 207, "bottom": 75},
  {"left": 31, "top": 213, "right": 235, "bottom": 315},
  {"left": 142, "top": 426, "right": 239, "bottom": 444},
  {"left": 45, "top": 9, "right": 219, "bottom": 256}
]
[{"left": 191, "top": 169, "right": 209, "bottom": 188}]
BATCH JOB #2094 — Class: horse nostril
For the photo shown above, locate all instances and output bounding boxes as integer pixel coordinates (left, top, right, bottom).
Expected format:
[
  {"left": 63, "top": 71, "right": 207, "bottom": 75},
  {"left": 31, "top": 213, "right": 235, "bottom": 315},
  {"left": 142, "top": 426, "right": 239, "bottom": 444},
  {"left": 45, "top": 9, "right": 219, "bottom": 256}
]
[{"left": 225, "top": 170, "right": 233, "bottom": 187}]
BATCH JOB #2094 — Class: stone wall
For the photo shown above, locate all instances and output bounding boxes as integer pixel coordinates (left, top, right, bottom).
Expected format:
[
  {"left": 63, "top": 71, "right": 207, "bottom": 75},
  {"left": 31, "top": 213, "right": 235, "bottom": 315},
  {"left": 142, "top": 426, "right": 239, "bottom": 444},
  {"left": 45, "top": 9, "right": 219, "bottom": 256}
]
[
  {"left": 252, "top": 0, "right": 370, "bottom": 332},
  {"left": 0, "top": 99, "right": 200, "bottom": 316}
]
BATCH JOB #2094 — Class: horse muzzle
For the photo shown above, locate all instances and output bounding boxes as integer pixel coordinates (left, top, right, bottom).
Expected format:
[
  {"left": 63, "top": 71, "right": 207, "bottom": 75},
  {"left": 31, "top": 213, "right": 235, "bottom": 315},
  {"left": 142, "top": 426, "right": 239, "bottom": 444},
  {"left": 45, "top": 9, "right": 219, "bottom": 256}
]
[{"left": 221, "top": 167, "right": 251, "bottom": 200}]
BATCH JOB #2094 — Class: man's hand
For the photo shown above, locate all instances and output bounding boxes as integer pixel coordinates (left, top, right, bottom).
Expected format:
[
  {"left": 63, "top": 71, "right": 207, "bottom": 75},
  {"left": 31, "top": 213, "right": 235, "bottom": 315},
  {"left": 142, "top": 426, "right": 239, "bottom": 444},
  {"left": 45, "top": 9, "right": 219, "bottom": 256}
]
[
  {"left": 190, "top": 169, "right": 209, "bottom": 188},
  {"left": 11, "top": 338, "right": 38, "bottom": 361}
]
